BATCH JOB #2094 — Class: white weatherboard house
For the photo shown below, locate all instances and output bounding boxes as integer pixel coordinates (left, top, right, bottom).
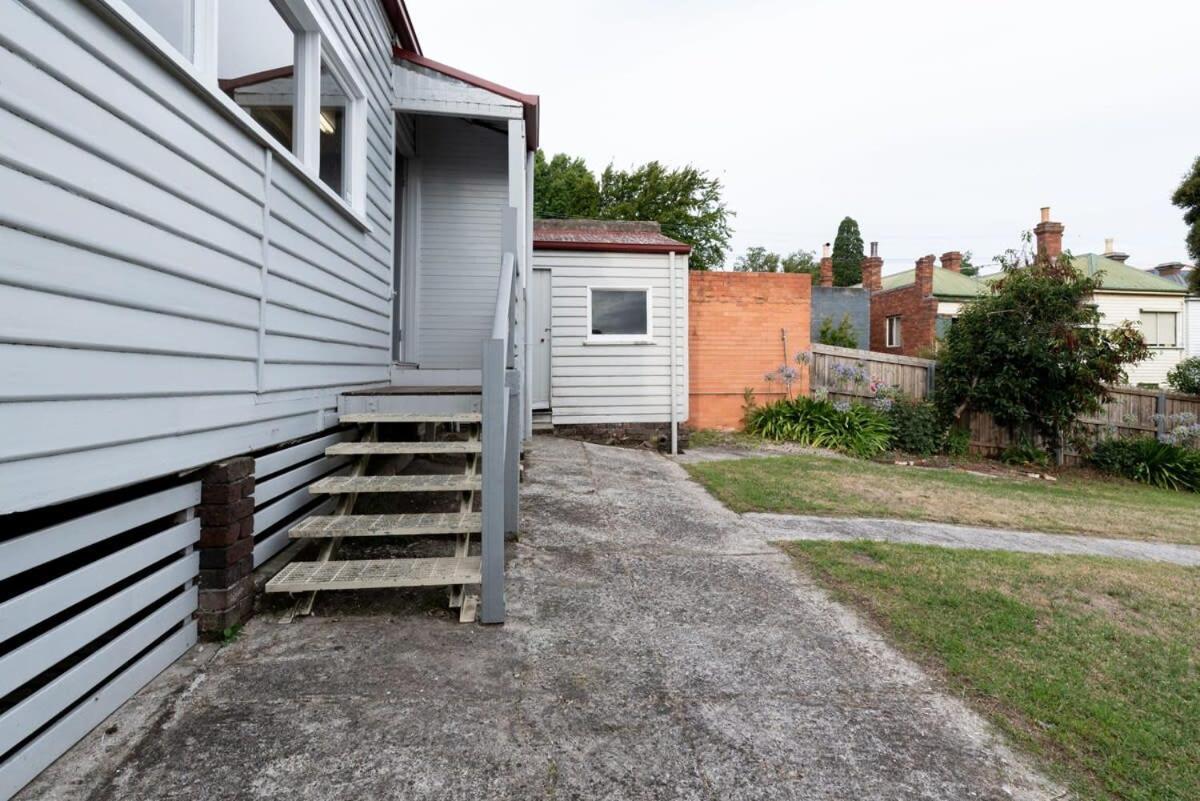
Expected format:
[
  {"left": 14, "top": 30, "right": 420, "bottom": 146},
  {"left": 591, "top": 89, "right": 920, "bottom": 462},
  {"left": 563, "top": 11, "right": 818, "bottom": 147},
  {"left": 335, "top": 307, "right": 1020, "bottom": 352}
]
[
  {"left": 0, "top": 1, "right": 539, "bottom": 795},
  {"left": 531, "top": 220, "right": 689, "bottom": 445}
]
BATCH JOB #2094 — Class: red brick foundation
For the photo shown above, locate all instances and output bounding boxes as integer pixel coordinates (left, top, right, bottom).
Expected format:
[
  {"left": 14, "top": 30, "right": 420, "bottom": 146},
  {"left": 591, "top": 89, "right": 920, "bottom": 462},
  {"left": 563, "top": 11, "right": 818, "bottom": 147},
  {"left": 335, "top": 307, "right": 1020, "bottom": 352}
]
[
  {"left": 196, "top": 457, "right": 256, "bottom": 637},
  {"left": 688, "top": 272, "right": 812, "bottom": 430}
]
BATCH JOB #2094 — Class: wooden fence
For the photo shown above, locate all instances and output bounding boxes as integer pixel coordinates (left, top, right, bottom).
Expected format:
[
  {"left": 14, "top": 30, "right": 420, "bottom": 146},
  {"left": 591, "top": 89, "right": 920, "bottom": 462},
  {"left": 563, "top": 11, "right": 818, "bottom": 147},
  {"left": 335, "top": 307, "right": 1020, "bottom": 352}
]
[{"left": 804, "top": 344, "right": 1200, "bottom": 462}]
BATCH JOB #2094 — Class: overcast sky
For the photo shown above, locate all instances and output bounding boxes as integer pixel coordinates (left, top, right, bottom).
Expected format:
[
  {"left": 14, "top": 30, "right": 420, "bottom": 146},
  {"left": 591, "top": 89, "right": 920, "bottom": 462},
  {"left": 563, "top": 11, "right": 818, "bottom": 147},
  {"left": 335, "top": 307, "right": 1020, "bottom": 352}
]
[{"left": 406, "top": 0, "right": 1200, "bottom": 274}]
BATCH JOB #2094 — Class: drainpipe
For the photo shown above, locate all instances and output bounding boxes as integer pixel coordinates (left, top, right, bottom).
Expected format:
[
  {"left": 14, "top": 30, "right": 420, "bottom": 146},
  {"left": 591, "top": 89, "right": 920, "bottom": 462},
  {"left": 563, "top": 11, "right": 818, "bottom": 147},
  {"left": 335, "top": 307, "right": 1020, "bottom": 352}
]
[{"left": 669, "top": 251, "right": 679, "bottom": 455}]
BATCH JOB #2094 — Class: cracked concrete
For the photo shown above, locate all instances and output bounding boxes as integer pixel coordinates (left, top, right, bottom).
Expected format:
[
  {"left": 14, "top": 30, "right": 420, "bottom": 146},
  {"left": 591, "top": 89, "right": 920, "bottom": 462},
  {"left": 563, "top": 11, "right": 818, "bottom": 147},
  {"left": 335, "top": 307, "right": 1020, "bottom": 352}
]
[{"left": 20, "top": 436, "right": 1061, "bottom": 801}]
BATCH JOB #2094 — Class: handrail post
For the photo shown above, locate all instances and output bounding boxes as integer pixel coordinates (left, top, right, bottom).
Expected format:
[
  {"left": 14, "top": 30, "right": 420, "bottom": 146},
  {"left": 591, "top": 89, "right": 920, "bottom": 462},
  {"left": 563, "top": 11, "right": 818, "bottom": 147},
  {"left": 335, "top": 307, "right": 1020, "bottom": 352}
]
[
  {"left": 505, "top": 370, "right": 521, "bottom": 536},
  {"left": 480, "top": 337, "right": 506, "bottom": 623}
]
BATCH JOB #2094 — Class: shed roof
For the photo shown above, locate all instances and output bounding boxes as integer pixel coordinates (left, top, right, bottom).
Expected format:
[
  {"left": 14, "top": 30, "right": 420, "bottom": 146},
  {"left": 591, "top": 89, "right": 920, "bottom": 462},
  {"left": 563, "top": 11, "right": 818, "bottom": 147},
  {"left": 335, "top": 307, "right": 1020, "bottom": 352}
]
[
  {"left": 533, "top": 220, "right": 692, "bottom": 254},
  {"left": 879, "top": 268, "right": 990, "bottom": 299}
]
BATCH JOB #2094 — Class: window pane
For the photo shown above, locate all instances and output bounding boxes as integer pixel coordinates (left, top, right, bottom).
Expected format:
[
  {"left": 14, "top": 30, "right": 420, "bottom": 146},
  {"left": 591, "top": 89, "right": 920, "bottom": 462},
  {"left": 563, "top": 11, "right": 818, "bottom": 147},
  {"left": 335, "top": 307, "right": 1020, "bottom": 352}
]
[
  {"left": 319, "top": 63, "right": 348, "bottom": 197},
  {"left": 125, "top": 0, "right": 192, "bottom": 57},
  {"left": 218, "top": 0, "right": 295, "bottom": 152},
  {"left": 591, "top": 290, "right": 648, "bottom": 336}
]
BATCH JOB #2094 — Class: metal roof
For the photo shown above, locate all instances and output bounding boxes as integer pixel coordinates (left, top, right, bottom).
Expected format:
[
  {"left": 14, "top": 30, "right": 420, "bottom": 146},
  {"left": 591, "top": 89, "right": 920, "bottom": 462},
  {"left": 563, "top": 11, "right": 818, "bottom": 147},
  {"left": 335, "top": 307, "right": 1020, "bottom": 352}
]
[
  {"left": 879, "top": 268, "right": 990, "bottom": 299},
  {"left": 533, "top": 220, "right": 692, "bottom": 254}
]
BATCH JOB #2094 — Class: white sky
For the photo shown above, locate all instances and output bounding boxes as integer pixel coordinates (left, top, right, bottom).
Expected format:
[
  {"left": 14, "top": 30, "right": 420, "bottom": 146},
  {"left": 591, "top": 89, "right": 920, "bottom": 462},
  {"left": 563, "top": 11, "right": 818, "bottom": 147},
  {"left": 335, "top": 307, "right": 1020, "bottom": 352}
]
[{"left": 405, "top": 0, "right": 1200, "bottom": 274}]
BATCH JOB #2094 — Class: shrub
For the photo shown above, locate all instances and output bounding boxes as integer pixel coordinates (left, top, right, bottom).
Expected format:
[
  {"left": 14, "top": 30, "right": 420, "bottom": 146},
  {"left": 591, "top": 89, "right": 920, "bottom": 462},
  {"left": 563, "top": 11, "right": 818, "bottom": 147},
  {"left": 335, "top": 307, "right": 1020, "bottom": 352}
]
[
  {"left": 745, "top": 397, "right": 892, "bottom": 457},
  {"left": 1090, "top": 437, "right": 1200, "bottom": 492},
  {"left": 945, "top": 427, "right": 971, "bottom": 458},
  {"left": 817, "top": 314, "right": 858, "bottom": 348},
  {"left": 1167, "top": 357, "right": 1200, "bottom": 396},
  {"left": 1001, "top": 439, "right": 1051, "bottom": 469},
  {"left": 885, "top": 397, "right": 945, "bottom": 456}
]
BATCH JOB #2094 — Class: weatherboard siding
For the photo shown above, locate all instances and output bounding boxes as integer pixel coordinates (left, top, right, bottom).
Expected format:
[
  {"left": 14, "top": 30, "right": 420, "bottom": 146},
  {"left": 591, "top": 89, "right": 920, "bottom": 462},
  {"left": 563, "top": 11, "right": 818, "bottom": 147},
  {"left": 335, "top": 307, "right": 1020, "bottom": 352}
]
[
  {"left": 415, "top": 116, "right": 508, "bottom": 369},
  {"left": 0, "top": 0, "right": 395, "bottom": 513},
  {"left": 536, "top": 251, "right": 688, "bottom": 425},
  {"left": 1095, "top": 292, "right": 1187, "bottom": 387},
  {"left": 1188, "top": 299, "right": 1200, "bottom": 359}
]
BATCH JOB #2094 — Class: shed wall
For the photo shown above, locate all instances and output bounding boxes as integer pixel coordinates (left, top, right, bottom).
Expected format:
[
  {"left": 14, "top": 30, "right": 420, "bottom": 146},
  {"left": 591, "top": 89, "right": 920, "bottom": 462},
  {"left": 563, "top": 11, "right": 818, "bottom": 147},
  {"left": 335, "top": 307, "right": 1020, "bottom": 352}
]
[
  {"left": 0, "top": 0, "right": 396, "bottom": 514},
  {"left": 534, "top": 250, "right": 688, "bottom": 425}
]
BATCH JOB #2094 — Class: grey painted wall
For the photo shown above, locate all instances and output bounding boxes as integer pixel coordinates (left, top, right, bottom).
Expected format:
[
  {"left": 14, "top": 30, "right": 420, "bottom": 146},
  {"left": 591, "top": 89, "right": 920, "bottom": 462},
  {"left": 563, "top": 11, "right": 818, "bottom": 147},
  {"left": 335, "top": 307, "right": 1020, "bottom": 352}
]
[{"left": 811, "top": 287, "right": 870, "bottom": 350}]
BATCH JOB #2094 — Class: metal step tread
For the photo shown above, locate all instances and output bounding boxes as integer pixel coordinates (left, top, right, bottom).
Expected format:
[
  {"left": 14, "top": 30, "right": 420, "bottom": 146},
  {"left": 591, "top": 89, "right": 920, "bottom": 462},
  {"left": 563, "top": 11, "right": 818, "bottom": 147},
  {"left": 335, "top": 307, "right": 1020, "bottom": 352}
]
[
  {"left": 339, "top": 412, "right": 481, "bottom": 424},
  {"left": 291, "top": 512, "right": 482, "bottom": 538},
  {"left": 309, "top": 475, "right": 482, "bottom": 494},
  {"left": 325, "top": 441, "right": 481, "bottom": 456},
  {"left": 266, "top": 556, "right": 482, "bottom": 592}
]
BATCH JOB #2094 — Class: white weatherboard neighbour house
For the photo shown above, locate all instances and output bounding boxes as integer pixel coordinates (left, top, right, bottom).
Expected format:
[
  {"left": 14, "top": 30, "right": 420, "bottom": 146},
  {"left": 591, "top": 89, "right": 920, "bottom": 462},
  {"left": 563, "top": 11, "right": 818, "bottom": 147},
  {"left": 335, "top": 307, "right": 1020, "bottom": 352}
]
[
  {"left": 531, "top": 220, "right": 689, "bottom": 445},
  {"left": 0, "top": 1, "right": 543, "bottom": 795}
]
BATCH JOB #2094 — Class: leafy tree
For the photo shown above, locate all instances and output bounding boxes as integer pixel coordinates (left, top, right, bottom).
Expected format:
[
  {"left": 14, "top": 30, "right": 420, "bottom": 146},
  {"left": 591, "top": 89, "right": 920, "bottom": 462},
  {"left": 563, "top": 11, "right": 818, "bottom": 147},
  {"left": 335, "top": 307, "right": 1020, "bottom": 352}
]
[
  {"left": 733, "top": 246, "right": 781, "bottom": 272},
  {"left": 781, "top": 250, "right": 818, "bottom": 275},
  {"left": 534, "top": 151, "right": 600, "bottom": 220},
  {"left": 1170, "top": 155, "right": 1200, "bottom": 266},
  {"left": 817, "top": 314, "right": 858, "bottom": 348},
  {"left": 935, "top": 246, "right": 1150, "bottom": 452},
  {"left": 959, "top": 250, "right": 979, "bottom": 277},
  {"left": 831, "top": 217, "right": 864, "bottom": 286},
  {"left": 1168, "top": 357, "right": 1200, "bottom": 396},
  {"left": 599, "top": 161, "right": 733, "bottom": 270}
]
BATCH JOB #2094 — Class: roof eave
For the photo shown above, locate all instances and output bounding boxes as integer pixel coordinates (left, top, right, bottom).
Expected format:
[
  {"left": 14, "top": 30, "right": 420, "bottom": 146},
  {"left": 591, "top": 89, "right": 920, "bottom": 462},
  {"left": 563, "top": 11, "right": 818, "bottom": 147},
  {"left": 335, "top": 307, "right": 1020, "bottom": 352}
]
[
  {"left": 381, "top": 1, "right": 421, "bottom": 54},
  {"left": 533, "top": 240, "right": 692, "bottom": 255}
]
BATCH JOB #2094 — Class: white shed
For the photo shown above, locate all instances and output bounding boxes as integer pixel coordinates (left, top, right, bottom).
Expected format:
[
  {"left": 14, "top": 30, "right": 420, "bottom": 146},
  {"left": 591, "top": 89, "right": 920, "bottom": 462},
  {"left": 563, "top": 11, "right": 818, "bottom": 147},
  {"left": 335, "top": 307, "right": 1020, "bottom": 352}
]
[{"left": 531, "top": 220, "right": 689, "bottom": 443}]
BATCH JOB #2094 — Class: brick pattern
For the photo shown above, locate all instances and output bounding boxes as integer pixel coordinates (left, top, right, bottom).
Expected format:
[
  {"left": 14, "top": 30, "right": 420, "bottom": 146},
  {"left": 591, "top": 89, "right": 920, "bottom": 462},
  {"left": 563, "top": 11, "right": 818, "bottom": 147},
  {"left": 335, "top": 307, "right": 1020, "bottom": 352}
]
[
  {"left": 861, "top": 256, "right": 883, "bottom": 292},
  {"left": 688, "top": 272, "right": 811, "bottom": 430},
  {"left": 196, "top": 457, "right": 256, "bottom": 636},
  {"left": 1035, "top": 220, "right": 1064, "bottom": 259},
  {"left": 941, "top": 251, "right": 962, "bottom": 273},
  {"left": 868, "top": 284, "right": 939, "bottom": 357}
]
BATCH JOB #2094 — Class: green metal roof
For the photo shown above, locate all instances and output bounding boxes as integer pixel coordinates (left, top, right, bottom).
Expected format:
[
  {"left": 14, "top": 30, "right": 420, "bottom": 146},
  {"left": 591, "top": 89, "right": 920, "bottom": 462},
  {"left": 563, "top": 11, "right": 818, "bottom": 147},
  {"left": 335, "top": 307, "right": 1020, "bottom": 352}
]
[
  {"left": 879, "top": 268, "right": 990, "bottom": 299},
  {"left": 1069, "top": 254, "right": 1187, "bottom": 293}
]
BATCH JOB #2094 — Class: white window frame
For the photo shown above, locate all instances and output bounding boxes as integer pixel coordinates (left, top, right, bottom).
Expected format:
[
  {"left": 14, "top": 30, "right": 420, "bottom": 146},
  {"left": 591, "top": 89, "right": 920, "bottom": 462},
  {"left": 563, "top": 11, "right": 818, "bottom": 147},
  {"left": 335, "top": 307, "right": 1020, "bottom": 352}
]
[
  {"left": 886, "top": 315, "right": 902, "bottom": 348},
  {"left": 98, "top": 0, "right": 369, "bottom": 224},
  {"left": 1140, "top": 309, "right": 1179, "bottom": 348},
  {"left": 586, "top": 286, "right": 654, "bottom": 344}
]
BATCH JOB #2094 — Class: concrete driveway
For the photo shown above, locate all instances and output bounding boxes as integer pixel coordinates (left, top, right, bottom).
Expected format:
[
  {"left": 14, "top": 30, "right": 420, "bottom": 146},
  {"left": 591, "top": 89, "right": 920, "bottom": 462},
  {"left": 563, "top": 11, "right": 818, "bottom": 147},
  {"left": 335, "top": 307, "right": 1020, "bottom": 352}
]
[{"left": 21, "top": 436, "right": 1059, "bottom": 800}]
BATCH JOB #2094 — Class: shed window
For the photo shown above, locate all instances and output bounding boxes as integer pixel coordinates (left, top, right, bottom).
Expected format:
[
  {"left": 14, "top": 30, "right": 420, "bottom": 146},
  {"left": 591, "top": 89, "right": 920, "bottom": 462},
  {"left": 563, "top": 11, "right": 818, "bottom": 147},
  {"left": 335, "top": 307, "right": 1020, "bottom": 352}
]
[
  {"left": 319, "top": 62, "right": 348, "bottom": 197},
  {"left": 218, "top": 0, "right": 297, "bottom": 153},
  {"left": 886, "top": 315, "right": 902, "bottom": 348},
  {"left": 124, "top": 1, "right": 194, "bottom": 59},
  {"left": 1141, "top": 311, "right": 1177, "bottom": 347},
  {"left": 590, "top": 289, "right": 651, "bottom": 339}
]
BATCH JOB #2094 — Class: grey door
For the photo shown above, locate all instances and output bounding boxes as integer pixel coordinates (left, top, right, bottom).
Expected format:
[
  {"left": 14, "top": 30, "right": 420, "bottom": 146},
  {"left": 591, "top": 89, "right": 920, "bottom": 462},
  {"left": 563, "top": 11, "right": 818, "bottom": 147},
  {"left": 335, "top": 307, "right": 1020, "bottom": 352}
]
[{"left": 530, "top": 268, "right": 552, "bottom": 409}]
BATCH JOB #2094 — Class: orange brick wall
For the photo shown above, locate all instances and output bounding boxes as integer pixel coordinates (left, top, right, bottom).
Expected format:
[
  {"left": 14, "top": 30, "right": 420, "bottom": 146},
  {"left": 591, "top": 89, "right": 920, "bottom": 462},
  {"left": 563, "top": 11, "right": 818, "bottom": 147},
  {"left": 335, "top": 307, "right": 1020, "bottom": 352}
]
[{"left": 688, "top": 272, "right": 812, "bottom": 430}]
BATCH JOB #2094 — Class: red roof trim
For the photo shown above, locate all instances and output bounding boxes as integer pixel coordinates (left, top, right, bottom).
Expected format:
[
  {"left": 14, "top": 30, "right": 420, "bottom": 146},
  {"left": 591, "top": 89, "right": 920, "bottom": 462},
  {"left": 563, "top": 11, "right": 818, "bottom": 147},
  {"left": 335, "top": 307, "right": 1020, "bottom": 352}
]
[
  {"left": 217, "top": 65, "right": 293, "bottom": 94},
  {"left": 393, "top": 48, "right": 540, "bottom": 150},
  {"left": 380, "top": 0, "right": 421, "bottom": 54},
  {"left": 533, "top": 240, "right": 692, "bottom": 255}
]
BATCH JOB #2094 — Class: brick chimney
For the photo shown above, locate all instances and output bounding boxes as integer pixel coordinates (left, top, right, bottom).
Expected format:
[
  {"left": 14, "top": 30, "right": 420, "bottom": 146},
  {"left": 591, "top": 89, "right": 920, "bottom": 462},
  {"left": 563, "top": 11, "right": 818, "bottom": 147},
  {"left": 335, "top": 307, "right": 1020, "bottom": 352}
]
[
  {"left": 1034, "top": 206, "right": 1064, "bottom": 260},
  {"left": 1103, "top": 237, "right": 1130, "bottom": 263},
  {"left": 941, "top": 251, "right": 963, "bottom": 273},
  {"left": 819, "top": 242, "right": 833, "bottom": 288},
  {"left": 861, "top": 241, "right": 883, "bottom": 291},
  {"left": 915, "top": 254, "right": 935, "bottom": 297}
]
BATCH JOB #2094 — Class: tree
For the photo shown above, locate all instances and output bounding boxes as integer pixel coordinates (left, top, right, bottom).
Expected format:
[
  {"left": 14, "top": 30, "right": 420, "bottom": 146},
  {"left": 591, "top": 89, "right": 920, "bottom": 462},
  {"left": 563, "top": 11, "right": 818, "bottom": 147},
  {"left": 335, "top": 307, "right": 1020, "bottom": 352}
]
[
  {"left": 781, "top": 250, "right": 818, "bottom": 275},
  {"left": 831, "top": 217, "right": 864, "bottom": 286},
  {"left": 959, "top": 250, "right": 979, "bottom": 277},
  {"left": 733, "top": 246, "right": 781, "bottom": 272},
  {"left": 599, "top": 161, "right": 733, "bottom": 270},
  {"left": 534, "top": 151, "right": 600, "bottom": 220},
  {"left": 1170, "top": 155, "right": 1200, "bottom": 267},
  {"left": 935, "top": 245, "right": 1150, "bottom": 452},
  {"left": 817, "top": 314, "right": 858, "bottom": 348}
]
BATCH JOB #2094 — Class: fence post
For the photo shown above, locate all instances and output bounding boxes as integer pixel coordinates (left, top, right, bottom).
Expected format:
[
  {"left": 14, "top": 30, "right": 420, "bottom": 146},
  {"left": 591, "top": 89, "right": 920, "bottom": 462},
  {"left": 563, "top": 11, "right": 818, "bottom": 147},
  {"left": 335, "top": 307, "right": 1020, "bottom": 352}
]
[
  {"left": 926, "top": 362, "right": 937, "bottom": 398},
  {"left": 1156, "top": 390, "right": 1168, "bottom": 441}
]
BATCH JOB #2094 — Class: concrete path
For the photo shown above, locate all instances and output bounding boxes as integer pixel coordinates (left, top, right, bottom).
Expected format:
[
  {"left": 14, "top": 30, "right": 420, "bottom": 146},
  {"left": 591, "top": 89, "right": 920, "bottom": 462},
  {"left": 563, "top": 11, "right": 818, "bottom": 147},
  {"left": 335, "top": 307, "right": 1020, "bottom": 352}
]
[
  {"left": 21, "top": 437, "right": 1060, "bottom": 801},
  {"left": 748, "top": 513, "right": 1200, "bottom": 566}
]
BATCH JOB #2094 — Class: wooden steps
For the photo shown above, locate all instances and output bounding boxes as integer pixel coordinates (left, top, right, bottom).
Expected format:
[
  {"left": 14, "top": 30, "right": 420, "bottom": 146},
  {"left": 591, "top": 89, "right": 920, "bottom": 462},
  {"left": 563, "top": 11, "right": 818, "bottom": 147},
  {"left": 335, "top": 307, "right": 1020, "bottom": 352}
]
[
  {"left": 325, "top": 441, "right": 481, "bottom": 456},
  {"left": 338, "top": 412, "right": 481, "bottom": 425},
  {"left": 267, "top": 556, "right": 481, "bottom": 592},
  {"left": 291, "top": 512, "right": 482, "bottom": 538},
  {"left": 309, "top": 475, "right": 482, "bottom": 494}
]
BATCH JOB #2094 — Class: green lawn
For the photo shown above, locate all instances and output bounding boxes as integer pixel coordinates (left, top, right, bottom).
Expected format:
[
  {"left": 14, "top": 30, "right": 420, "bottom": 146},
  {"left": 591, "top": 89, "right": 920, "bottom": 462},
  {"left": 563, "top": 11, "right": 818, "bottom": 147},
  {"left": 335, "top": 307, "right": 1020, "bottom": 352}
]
[
  {"left": 685, "top": 454, "right": 1200, "bottom": 545},
  {"left": 785, "top": 542, "right": 1200, "bottom": 801}
]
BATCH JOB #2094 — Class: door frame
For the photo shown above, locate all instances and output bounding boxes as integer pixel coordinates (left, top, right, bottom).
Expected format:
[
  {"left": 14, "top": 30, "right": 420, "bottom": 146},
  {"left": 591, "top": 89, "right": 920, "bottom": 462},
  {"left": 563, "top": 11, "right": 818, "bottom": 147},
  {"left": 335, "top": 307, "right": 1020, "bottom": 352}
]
[
  {"left": 530, "top": 267, "right": 552, "bottom": 410},
  {"left": 392, "top": 122, "right": 421, "bottom": 364}
]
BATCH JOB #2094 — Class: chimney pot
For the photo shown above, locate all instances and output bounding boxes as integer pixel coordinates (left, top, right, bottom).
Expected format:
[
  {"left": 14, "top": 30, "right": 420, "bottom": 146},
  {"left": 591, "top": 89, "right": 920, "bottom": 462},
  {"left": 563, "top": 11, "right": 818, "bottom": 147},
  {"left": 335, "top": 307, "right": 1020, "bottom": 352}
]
[
  {"left": 870, "top": 241, "right": 879, "bottom": 258},
  {"left": 822, "top": 242, "right": 831, "bottom": 259},
  {"left": 1104, "top": 238, "right": 1115, "bottom": 254},
  {"left": 1040, "top": 206, "right": 1051, "bottom": 223}
]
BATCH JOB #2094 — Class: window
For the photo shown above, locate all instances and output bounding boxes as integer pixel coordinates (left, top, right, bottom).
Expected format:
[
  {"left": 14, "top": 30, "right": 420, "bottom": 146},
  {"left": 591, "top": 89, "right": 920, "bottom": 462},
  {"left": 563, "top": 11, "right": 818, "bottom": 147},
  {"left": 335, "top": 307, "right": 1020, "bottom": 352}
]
[
  {"left": 589, "top": 288, "right": 651, "bottom": 341},
  {"left": 1141, "top": 311, "right": 1178, "bottom": 347},
  {"left": 886, "top": 315, "right": 902, "bottom": 348},
  {"left": 124, "top": 0, "right": 193, "bottom": 58},
  {"left": 319, "top": 63, "right": 348, "bottom": 197},
  {"left": 218, "top": 0, "right": 296, "bottom": 153}
]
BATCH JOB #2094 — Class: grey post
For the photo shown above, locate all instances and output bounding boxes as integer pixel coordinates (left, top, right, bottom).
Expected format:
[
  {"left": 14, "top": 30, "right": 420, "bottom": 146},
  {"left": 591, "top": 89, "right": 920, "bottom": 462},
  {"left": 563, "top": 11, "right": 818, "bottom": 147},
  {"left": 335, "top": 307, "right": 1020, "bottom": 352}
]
[
  {"left": 1156, "top": 390, "right": 1168, "bottom": 441},
  {"left": 480, "top": 337, "right": 507, "bottom": 623},
  {"left": 505, "top": 373, "right": 521, "bottom": 536}
]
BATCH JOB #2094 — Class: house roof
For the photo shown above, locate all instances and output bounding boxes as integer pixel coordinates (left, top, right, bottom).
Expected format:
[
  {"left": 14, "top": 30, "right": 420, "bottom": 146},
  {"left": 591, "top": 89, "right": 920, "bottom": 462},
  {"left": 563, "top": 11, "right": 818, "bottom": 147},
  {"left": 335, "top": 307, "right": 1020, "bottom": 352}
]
[
  {"left": 382, "top": 1, "right": 421, "bottom": 54},
  {"left": 879, "top": 268, "right": 990, "bottom": 299},
  {"left": 1146, "top": 262, "right": 1194, "bottom": 288},
  {"left": 1071, "top": 254, "right": 1187, "bottom": 294},
  {"left": 393, "top": 49, "right": 540, "bottom": 150},
  {"left": 533, "top": 220, "right": 692, "bottom": 254}
]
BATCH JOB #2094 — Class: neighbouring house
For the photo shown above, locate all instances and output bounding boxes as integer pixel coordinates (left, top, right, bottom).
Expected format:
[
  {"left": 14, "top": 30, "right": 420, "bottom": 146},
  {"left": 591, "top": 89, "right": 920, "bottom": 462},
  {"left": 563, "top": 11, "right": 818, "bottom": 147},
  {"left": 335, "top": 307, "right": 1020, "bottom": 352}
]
[
  {"left": 1029, "top": 220, "right": 1190, "bottom": 387},
  {"left": 812, "top": 244, "right": 870, "bottom": 349},
  {"left": 531, "top": 220, "right": 689, "bottom": 446},
  {"left": 1190, "top": 297, "right": 1200, "bottom": 358},
  {"left": 0, "top": 1, "right": 538, "bottom": 794},
  {"left": 1146, "top": 260, "right": 1195, "bottom": 288},
  {"left": 688, "top": 272, "right": 812, "bottom": 429},
  {"left": 864, "top": 245, "right": 988, "bottom": 357}
]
